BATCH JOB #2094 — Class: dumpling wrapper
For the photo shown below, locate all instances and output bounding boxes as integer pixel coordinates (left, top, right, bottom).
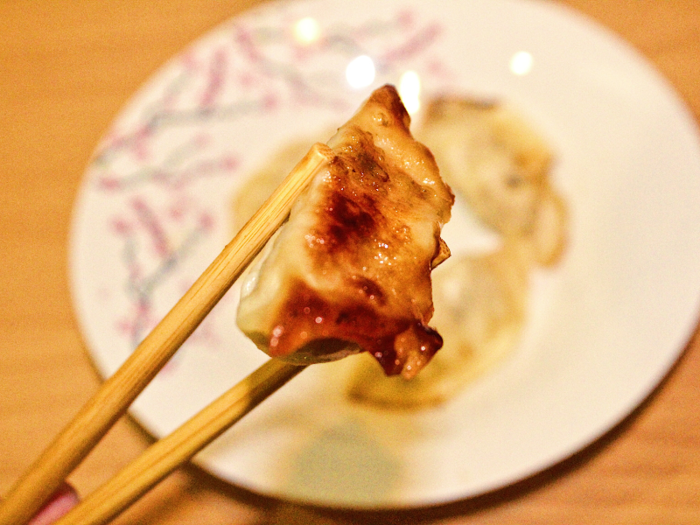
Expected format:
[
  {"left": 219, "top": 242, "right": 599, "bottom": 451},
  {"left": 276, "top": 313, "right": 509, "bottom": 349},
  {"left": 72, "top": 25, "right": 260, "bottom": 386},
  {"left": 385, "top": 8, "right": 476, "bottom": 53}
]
[
  {"left": 236, "top": 85, "right": 454, "bottom": 378},
  {"left": 418, "top": 96, "right": 567, "bottom": 266}
]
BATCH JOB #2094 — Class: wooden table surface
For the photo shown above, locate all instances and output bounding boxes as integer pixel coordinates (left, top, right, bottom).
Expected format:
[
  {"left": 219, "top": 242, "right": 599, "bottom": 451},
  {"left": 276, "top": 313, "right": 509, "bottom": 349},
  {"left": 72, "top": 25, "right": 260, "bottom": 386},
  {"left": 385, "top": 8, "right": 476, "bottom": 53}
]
[{"left": 1, "top": 1, "right": 699, "bottom": 524}]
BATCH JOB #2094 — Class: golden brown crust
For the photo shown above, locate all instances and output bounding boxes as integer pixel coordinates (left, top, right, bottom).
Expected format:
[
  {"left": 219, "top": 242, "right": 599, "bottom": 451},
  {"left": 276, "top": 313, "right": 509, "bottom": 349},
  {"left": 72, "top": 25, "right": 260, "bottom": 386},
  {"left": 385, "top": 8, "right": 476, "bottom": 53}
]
[{"left": 236, "top": 85, "right": 453, "bottom": 378}]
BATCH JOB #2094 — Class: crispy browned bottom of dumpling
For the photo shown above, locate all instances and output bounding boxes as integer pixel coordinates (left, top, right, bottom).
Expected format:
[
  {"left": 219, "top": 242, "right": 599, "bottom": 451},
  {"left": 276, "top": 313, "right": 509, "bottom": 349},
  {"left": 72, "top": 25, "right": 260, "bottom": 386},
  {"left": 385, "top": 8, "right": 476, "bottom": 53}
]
[{"left": 236, "top": 85, "right": 453, "bottom": 379}]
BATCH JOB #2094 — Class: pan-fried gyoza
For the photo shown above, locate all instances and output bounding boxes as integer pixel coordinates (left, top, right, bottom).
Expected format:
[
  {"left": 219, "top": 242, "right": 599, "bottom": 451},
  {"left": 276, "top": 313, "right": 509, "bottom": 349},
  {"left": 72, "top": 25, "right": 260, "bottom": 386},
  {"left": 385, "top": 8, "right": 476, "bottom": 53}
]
[{"left": 236, "top": 85, "right": 454, "bottom": 379}]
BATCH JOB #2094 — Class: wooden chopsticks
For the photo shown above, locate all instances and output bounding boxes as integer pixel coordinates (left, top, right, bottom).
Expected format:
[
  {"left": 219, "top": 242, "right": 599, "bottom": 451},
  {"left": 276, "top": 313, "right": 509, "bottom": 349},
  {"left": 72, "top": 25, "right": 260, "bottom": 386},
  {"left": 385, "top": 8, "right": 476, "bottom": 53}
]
[
  {"left": 0, "top": 143, "right": 333, "bottom": 525},
  {"left": 55, "top": 359, "right": 305, "bottom": 525}
]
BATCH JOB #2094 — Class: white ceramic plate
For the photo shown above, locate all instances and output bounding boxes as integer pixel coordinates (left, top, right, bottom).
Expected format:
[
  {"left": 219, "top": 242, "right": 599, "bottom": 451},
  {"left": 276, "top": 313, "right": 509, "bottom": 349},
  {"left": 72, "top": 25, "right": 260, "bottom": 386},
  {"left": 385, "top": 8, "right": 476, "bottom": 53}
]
[{"left": 70, "top": 0, "right": 700, "bottom": 508}]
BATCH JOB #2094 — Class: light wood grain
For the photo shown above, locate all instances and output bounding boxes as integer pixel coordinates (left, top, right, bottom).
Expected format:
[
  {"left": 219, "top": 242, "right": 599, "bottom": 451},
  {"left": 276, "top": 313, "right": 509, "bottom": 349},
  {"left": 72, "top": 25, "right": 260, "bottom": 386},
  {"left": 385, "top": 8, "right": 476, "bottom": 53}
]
[{"left": 1, "top": 2, "right": 699, "bottom": 524}]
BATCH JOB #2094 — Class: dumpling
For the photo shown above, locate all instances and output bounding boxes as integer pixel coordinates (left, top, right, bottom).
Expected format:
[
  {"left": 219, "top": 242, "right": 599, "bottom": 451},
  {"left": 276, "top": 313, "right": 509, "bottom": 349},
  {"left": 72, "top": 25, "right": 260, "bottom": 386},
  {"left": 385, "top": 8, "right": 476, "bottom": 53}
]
[
  {"left": 236, "top": 85, "right": 454, "bottom": 379},
  {"left": 418, "top": 96, "right": 567, "bottom": 266}
]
